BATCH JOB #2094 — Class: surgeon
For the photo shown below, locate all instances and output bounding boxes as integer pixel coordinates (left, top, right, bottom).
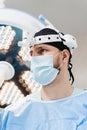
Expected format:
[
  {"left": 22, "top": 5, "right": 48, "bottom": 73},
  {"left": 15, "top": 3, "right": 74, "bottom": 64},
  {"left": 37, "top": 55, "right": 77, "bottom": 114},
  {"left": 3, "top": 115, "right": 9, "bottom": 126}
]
[{"left": 1, "top": 27, "right": 87, "bottom": 130}]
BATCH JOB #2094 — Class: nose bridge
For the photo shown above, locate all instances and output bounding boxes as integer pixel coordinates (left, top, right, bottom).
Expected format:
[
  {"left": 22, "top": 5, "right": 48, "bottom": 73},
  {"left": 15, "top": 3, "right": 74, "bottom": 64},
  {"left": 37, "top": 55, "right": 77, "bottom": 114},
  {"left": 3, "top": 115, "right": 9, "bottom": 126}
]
[
  {"left": 33, "top": 50, "right": 38, "bottom": 56},
  {"left": 30, "top": 46, "right": 38, "bottom": 56}
]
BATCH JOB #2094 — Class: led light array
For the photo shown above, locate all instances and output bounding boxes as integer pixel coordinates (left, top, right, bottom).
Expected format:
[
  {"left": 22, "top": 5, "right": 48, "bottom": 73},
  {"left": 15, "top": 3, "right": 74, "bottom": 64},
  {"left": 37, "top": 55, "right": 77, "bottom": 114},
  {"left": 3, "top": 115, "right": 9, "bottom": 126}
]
[
  {"left": 19, "top": 71, "right": 41, "bottom": 93},
  {"left": 18, "top": 47, "right": 30, "bottom": 61},
  {"left": 0, "top": 26, "right": 16, "bottom": 50},
  {"left": 0, "top": 81, "right": 24, "bottom": 106},
  {"left": 18, "top": 31, "right": 31, "bottom": 62}
]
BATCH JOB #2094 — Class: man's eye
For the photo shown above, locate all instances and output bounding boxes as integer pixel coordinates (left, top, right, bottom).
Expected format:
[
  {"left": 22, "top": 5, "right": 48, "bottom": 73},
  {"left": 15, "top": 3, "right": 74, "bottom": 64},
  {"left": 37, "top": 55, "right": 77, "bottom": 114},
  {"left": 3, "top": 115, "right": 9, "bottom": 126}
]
[{"left": 39, "top": 49, "right": 47, "bottom": 54}]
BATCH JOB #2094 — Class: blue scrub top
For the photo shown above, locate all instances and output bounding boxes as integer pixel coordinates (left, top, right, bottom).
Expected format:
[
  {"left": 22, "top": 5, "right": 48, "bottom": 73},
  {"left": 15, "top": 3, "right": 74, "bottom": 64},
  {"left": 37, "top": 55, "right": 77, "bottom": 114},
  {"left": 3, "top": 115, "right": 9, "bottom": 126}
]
[{"left": 0, "top": 90, "right": 87, "bottom": 130}]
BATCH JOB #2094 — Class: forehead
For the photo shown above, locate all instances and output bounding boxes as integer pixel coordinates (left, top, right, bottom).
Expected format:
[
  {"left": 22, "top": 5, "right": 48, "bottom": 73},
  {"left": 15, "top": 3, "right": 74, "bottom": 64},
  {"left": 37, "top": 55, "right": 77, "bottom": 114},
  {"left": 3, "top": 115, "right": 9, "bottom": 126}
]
[{"left": 30, "top": 43, "right": 56, "bottom": 50}]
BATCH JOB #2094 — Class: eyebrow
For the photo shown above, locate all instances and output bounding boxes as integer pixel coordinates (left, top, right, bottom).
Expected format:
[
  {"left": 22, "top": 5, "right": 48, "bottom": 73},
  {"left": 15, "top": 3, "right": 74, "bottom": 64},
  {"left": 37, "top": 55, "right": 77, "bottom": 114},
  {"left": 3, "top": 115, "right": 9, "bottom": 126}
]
[{"left": 30, "top": 44, "right": 48, "bottom": 55}]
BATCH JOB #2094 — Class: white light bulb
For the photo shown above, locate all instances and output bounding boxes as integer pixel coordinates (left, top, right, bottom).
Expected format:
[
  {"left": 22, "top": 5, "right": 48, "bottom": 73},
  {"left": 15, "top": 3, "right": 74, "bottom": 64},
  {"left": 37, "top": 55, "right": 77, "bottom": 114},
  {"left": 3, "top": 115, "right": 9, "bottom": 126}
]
[{"left": 0, "top": 61, "right": 15, "bottom": 88}]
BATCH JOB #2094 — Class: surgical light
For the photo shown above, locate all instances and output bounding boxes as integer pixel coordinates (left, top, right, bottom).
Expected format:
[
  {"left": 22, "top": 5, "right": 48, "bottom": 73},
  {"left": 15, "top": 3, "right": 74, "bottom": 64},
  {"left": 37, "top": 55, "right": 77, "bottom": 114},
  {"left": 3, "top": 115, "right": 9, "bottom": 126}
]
[{"left": 0, "top": 7, "right": 45, "bottom": 107}]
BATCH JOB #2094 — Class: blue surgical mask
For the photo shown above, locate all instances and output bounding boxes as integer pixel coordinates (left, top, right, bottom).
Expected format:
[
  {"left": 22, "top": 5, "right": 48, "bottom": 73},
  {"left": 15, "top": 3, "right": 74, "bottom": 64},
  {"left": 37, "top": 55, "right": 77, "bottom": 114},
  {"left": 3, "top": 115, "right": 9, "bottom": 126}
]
[{"left": 30, "top": 55, "right": 60, "bottom": 85}]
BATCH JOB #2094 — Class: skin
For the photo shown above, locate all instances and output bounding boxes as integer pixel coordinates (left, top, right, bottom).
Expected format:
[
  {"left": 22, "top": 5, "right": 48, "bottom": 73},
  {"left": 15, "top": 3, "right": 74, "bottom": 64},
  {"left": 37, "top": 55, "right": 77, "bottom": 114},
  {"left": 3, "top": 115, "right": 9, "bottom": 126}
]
[{"left": 30, "top": 44, "right": 74, "bottom": 101}]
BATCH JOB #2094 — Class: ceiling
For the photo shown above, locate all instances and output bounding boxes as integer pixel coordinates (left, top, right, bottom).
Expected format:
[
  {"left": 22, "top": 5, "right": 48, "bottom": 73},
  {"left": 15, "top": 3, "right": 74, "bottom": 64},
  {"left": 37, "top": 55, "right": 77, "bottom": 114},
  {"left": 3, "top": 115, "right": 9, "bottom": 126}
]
[{"left": 5, "top": 0, "right": 87, "bottom": 36}]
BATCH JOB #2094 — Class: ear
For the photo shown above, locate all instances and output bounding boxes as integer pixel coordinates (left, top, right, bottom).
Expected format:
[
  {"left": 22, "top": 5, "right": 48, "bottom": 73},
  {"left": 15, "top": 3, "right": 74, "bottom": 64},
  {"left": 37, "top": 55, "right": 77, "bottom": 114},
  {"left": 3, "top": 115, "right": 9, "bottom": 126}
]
[{"left": 61, "top": 49, "right": 70, "bottom": 63}]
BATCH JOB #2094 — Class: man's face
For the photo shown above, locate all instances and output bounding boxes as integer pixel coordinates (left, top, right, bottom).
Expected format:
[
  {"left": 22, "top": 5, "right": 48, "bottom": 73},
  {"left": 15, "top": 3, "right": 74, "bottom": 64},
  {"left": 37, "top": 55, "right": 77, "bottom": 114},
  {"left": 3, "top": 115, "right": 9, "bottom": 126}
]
[{"left": 30, "top": 44, "right": 62, "bottom": 68}]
